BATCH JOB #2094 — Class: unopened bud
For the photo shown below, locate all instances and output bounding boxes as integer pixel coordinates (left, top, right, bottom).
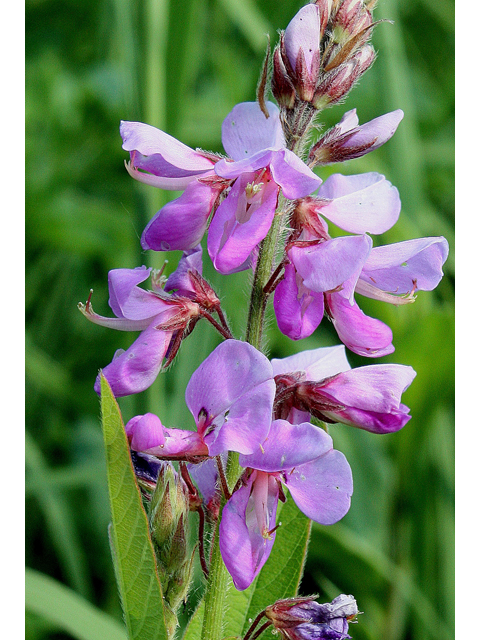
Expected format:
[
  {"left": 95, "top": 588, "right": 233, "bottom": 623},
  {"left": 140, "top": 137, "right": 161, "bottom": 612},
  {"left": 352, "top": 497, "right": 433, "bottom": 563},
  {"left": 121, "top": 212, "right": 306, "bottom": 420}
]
[
  {"left": 149, "top": 463, "right": 189, "bottom": 562},
  {"left": 315, "top": 0, "right": 334, "bottom": 34},
  {"left": 353, "top": 43, "right": 376, "bottom": 75},
  {"left": 309, "top": 108, "right": 404, "bottom": 166},
  {"left": 335, "top": 0, "right": 373, "bottom": 40},
  {"left": 312, "top": 60, "right": 357, "bottom": 110},
  {"left": 148, "top": 462, "right": 195, "bottom": 638},
  {"left": 313, "top": 43, "right": 375, "bottom": 110},
  {"left": 271, "top": 42, "right": 297, "bottom": 109},
  {"left": 283, "top": 3, "right": 322, "bottom": 101}
]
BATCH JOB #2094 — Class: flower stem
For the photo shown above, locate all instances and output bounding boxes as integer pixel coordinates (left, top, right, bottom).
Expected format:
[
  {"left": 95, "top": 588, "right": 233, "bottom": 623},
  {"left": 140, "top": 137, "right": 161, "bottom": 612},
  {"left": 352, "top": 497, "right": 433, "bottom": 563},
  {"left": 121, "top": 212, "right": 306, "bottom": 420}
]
[
  {"left": 200, "top": 202, "right": 288, "bottom": 640},
  {"left": 200, "top": 512, "right": 229, "bottom": 640},
  {"left": 245, "top": 197, "right": 288, "bottom": 350}
]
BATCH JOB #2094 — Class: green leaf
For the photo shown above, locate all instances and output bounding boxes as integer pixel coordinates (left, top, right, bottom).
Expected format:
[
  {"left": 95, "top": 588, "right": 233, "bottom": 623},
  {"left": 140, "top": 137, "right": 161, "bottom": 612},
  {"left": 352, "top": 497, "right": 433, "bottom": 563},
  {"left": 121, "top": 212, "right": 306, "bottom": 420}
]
[
  {"left": 100, "top": 374, "right": 168, "bottom": 640},
  {"left": 25, "top": 568, "right": 127, "bottom": 640},
  {"left": 182, "top": 497, "right": 311, "bottom": 640}
]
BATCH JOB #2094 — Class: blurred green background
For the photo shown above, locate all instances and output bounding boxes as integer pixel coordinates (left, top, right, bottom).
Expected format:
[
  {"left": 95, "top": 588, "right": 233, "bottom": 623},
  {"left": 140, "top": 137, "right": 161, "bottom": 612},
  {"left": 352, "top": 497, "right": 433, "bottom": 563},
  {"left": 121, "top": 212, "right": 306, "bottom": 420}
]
[{"left": 25, "top": 0, "right": 454, "bottom": 638}]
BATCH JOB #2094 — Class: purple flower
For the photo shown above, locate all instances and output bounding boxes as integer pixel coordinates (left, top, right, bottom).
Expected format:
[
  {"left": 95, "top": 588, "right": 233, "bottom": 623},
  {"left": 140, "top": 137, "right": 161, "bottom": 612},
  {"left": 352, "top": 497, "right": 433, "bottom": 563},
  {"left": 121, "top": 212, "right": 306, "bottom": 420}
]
[
  {"left": 185, "top": 339, "right": 276, "bottom": 456},
  {"left": 125, "top": 340, "right": 276, "bottom": 460},
  {"left": 219, "top": 418, "right": 352, "bottom": 590},
  {"left": 274, "top": 229, "right": 394, "bottom": 354},
  {"left": 126, "top": 412, "right": 209, "bottom": 460},
  {"left": 272, "top": 345, "right": 416, "bottom": 434},
  {"left": 120, "top": 120, "right": 226, "bottom": 252},
  {"left": 79, "top": 248, "right": 204, "bottom": 397},
  {"left": 126, "top": 102, "right": 321, "bottom": 270},
  {"left": 120, "top": 120, "right": 216, "bottom": 190},
  {"left": 273, "top": 178, "right": 448, "bottom": 355},
  {"left": 309, "top": 108, "right": 404, "bottom": 165},
  {"left": 324, "top": 236, "right": 448, "bottom": 356},
  {"left": 356, "top": 236, "right": 449, "bottom": 302},
  {"left": 209, "top": 101, "right": 322, "bottom": 273},
  {"left": 265, "top": 593, "right": 359, "bottom": 640},
  {"left": 273, "top": 172, "right": 401, "bottom": 350}
]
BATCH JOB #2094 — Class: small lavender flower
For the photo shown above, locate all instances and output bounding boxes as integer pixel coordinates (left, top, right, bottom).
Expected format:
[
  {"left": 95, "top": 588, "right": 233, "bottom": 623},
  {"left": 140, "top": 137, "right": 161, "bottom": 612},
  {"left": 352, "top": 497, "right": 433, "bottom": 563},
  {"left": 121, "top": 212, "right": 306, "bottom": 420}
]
[
  {"left": 79, "top": 247, "right": 207, "bottom": 396},
  {"left": 273, "top": 175, "right": 448, "bottom": 355},
  {"left": 79, "top": 266, "right": 177, "bottom": 397},
  {"left": 124, "top": 101, "right": 321, "bottom": 272},
  {"left": 219, "top": 419, "right": 352, "bottom": 590},
  {"left": 264, "top": 593, "right": 359, "bottom": 640},
  {"left": 209, "top": 101, "right": 321, "bottom": 273},
  {"left": 309, "top": 108, "right": 404, "bottom": 166},
  {"left": 272, "top": 345, "right": 416, "bottom": 434},
  {"left": 126, "top": 340, "right": 276, "bottom": 459}
]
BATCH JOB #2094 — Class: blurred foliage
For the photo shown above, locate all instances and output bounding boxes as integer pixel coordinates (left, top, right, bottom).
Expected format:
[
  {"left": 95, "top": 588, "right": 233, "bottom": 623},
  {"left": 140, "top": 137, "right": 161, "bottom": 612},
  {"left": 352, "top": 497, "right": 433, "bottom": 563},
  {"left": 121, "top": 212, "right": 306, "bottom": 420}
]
[{"left": 26, "top": 0, "right": 454, "bottom": 638}]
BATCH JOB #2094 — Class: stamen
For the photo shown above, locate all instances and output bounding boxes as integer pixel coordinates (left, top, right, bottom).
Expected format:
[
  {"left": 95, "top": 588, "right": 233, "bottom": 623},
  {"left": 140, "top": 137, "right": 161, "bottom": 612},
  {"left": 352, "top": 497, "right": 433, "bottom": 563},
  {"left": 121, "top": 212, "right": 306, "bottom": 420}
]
[
  {"left": 151, "top": 261, "right": 169, "bottom": 290},
  {"left": 86, "top": 288, "right": 93, "bottom": 308},
  {"left": 266, "top": 522, "right": 281, "bottom": 537},
  {"left": 245, "top": 182, "right": 264, "bottom": 198},
  {"left": 355, "top": 278, "right": 417, "bottom": 306}
]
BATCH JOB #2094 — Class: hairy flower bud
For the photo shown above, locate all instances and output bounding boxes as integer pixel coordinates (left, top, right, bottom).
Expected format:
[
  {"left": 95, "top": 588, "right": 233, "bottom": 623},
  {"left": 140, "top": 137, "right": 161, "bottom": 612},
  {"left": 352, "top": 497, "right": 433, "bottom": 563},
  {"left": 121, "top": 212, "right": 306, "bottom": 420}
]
[
  {"left": 312, "top": 60, "right": 357, "bottom": 109},
  {"left": 313, "top": 44, "right": 375, "bottom": 109},
  {"left": 270, "top": 0, "right": 378, "bottom": 112},
  {"left": 334, "top": 0, "right": 373, "bottom": 42},
  {"left": 272, "top": 42, "right": 297, "bottom": 109},
  {"left": 149, "top": 462, "right": 195, "bottom": 638},
  {"left": 283, "top": 3, "right": 322, "bottom": 101},
  {"left": 149, "top": 463, "right": 189, "bottom": 565},
  {"left": 309, "top": 108, "right": 404, "bottom": 166}
]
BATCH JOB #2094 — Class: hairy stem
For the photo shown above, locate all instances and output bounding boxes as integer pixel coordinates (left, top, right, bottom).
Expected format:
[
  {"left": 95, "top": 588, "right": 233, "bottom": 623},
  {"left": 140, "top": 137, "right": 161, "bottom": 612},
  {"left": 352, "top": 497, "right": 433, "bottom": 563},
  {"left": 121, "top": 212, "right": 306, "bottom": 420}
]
[{"left": 245, "top": 196, "right": 288, "bottom": 350}]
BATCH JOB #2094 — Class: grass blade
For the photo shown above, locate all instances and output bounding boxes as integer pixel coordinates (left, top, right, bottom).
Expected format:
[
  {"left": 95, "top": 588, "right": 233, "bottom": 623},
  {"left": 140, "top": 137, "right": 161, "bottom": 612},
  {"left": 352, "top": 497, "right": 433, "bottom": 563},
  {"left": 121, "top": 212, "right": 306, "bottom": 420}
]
[{"left": 25, "top": 568, "right": 127, "bottom": 640}]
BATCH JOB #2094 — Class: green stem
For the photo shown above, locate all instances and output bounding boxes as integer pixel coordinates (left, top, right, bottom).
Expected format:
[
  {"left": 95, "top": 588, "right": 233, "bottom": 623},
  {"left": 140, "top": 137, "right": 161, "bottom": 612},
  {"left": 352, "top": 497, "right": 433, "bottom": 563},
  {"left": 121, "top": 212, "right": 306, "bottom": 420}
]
[
  {"left": 245, "top": 196, "right": 288, "bottom": 349},
  {"left": 200, "top": 201, "right": 288, "bottom": 640}
]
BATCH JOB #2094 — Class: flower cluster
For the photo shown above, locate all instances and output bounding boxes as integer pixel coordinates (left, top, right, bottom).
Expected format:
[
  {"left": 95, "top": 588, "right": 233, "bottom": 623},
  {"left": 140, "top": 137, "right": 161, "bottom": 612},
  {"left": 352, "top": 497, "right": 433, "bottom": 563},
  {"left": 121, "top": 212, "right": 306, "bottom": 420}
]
[
  {"left": 80, "top": 0, "right": 449, "bottom": 632},
  {"left": 124, "top": 340, "right": 416, "bottom": 589}
]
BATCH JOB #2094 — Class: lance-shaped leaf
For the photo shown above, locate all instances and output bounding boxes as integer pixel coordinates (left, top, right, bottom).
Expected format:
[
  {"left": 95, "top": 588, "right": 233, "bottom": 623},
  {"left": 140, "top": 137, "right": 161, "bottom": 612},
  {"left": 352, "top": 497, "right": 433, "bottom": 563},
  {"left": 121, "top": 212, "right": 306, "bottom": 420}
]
[{"left": 100, "top": 374, "right": 168, "bottom": 640}]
